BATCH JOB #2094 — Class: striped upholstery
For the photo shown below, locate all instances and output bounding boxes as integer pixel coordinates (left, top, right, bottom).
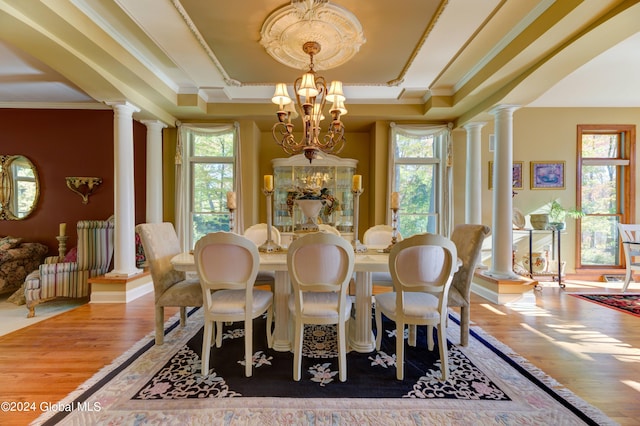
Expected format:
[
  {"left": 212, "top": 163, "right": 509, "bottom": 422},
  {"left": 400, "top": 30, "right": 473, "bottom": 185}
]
[{"left": 24, "top": 219, "right": 114, "bottom": 317}]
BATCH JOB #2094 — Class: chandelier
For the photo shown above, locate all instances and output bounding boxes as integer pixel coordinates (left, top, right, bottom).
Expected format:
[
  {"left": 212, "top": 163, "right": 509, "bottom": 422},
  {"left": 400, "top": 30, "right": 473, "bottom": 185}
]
[{"left": 271, "top": 41, "right": 347, "bottom": 163}]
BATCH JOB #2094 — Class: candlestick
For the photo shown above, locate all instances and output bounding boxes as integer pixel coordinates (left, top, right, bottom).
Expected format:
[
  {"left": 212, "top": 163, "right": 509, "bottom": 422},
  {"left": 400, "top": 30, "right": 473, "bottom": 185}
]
[
  {"left": 391, "top": 191, "right": 400, "bottom": 210},
  {"left": 228, "top": 208, "right": 236, "bottom": 233},
  {"left": 264, "top": 175, "right": 274, "bottom": 192},
  {"left": 351, "top": 187, "right": 367, "bottom": 253},
  {"left": 226, "top": 191, "right": 236, "bottom": 210},
  {"left": 56, "top": 235, "right": 69, "bottom": 260},
  {"left": 59, "top": 222, "right": 67, "bottom": 237},
  {"left": 352, "top": 174, "right": 362, "bottom": 192},
  {"left": 383, "top": 207, "right": 400, "bottom": 253},
  {"left": 259, "top": 187, "right": 281, "bottom": 253}
]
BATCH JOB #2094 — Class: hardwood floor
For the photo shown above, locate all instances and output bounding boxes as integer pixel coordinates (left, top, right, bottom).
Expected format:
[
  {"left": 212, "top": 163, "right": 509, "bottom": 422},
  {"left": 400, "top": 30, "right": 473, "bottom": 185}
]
[{"left": 0, "top": 280, "right": 638, "bottom": 425}]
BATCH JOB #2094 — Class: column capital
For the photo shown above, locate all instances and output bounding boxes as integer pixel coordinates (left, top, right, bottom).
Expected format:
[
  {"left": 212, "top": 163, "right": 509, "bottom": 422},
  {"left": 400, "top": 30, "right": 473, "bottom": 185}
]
[
  {"left": 105, "top": 101, "right": 140, "bottom": 115},
  {"left": 489, "top": 104, "right": 520, "bottom": 116},
  {"left": 141, "top": 119, "right": 168, "bottom": 129},
  {"left": 463, "top": 122, "right": 487, "bottom": 131}
]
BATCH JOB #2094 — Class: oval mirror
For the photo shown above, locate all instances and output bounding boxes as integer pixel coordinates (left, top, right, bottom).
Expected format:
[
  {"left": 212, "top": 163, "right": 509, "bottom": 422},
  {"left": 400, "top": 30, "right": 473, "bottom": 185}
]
[{"left": 0, "top": 155, "right": 40, "bottom": 220}]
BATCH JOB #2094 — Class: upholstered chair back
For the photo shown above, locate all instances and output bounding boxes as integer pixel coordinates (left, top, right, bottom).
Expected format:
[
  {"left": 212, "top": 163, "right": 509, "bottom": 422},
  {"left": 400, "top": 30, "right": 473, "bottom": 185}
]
[
  {"left": 449, "top": 224, "right": 491, "bottom": 304},
  {"left": 76, "top": 219, "right": 115, "bottom": 272},
  {"left": 317, "top": 224, "right": 341, "bottom": 236},
  {"left": 363, "top": 224, "right": 402, "bottom": 248},
  {"left": 389, "top": 234, "right": 456, "bottom": 298},
  {"left": 447, "top": 224, "right": 491, "bottom": 346},
  {"left": 135, "top": 222, "right": 186, "bottom": 303},
  {"left": 244, "top": 223, "right": 281, "bottom": 246},
  {"left": 195, "top": 232, "right": 259, "bottom": 294},
  {"left": 288, "top": 232, "right": 354, "bottom": 298}
]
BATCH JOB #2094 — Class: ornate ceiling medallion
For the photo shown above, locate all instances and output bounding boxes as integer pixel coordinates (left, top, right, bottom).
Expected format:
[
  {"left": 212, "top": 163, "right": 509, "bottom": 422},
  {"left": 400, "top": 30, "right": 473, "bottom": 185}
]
[{"left": 260, "top": 0, "right": 366, "bottom": 71}]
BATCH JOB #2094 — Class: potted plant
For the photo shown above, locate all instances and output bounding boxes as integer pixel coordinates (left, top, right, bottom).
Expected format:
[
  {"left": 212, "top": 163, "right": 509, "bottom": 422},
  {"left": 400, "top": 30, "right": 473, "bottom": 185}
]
[{"left": 548, "top": 200, "right": 584, "bottom": 230}]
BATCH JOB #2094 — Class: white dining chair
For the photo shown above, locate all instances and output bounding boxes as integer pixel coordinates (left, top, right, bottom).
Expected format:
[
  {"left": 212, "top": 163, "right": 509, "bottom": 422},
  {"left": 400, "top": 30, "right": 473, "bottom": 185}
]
[
  {"left": 363, "top": 224, "right": 402, "bottom": 249},
  {"left": 317, "top": 224, "right": 341, "bottom": 236},
  {"left": 244, "top": 223, "right": 282, "bottom": 288},
  {"left": 244, "top": 223, "right": 282, "bottom": 246},
  {"left": 617, "top": 223, "right": 640, "bottom": 292},
  {"left": 374, "top": 233, "right": 457, "bottom": 381},
  {"left": 363, "top": 224, "right": 403, "bottom": 288},
  {"left": 287, "top": 232, "right": 355, "bottom": 382},
  {"left": 194, "top": 232, "right": 273, "bottom": 377}
]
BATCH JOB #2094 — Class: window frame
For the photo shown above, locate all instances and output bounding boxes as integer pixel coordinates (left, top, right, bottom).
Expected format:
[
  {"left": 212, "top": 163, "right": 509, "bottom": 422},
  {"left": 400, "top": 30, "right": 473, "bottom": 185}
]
[
  {"left": 576, "top": 124, "right": 636, "bottom": 271},
  {"left": 388, "top": 124, "right": 449, "bottom": 237},
  {"left": 182, "top": 124, "right": 237, "bottom": 249}
]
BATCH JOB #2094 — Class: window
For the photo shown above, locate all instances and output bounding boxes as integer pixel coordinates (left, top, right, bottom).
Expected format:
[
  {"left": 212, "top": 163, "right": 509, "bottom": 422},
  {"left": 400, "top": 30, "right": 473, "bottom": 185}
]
[
  {"left": 181, "top": 124, "right": 237, "bottom": 248},
  {"left": 389, "top": 124, "right": 450, "bottom": 237},
  {"left": 577, "top": 125, "right": 635, "bottom": 269}
]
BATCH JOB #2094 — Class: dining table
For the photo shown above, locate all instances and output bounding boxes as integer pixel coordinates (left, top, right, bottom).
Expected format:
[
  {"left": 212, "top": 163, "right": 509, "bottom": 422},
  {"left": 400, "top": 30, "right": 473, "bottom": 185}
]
[{"left": 171, "top": 247, "right": 391, "bottom": 353}]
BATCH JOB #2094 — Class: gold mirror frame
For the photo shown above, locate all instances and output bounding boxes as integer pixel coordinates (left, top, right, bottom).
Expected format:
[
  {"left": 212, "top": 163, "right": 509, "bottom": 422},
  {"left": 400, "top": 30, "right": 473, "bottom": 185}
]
[{"left": 0, "top": 155, "right": 40, "bottom": 220}]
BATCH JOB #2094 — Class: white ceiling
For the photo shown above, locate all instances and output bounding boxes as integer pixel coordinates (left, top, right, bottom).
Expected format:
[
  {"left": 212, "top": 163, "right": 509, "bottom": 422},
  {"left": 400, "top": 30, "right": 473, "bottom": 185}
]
[{"left": 0, "top": 0, "right": 638, "bottom": 129}]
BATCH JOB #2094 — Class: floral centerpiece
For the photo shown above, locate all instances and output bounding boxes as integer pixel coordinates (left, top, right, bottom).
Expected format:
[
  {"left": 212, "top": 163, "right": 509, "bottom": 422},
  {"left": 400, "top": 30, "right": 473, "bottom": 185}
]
[{"left": 286, "top": 184, "right": 340, "bottom": 231}]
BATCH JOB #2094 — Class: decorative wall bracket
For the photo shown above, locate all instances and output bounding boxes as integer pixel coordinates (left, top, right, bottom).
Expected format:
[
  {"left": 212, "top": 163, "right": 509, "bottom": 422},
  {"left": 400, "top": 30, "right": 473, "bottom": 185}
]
[{"left": 65, "top": 176, "right": 102, "bottom": 204}]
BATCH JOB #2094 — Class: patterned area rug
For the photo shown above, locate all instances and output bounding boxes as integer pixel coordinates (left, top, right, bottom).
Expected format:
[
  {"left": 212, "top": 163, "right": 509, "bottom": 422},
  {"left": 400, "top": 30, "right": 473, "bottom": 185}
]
[
  {"left": 569, "top": 293, "right": 640, "bottom": 317},
  {"left": 34, "top": 309, "right": 614, "bottom": 425}
]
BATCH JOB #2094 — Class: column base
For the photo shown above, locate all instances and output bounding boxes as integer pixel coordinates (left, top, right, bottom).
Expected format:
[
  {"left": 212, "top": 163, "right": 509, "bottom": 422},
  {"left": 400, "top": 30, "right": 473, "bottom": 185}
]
[
  {"left": 106, "top": 267, "right": 143, "bottom": 279},
  {"left": 471, "top": 270, "right": 537, "bottom": 304},
  {"left": 89, "top": 270, "right": 152, "bottom": 303}
]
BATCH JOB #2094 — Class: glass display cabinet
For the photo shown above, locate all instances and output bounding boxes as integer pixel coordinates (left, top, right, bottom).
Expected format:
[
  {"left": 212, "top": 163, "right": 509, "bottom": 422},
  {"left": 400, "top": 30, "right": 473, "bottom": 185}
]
[{"left": 271, "top": 154, "right": 357, "bottom": 235}]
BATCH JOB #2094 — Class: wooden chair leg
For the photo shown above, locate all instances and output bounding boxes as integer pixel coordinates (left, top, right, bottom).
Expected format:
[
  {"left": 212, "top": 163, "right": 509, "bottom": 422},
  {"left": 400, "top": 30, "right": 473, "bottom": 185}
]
[
  {"left": 622, "top": 270, "right": 633, "bottom": 292},
  {"left": 155, "top": 306, "right": 164, "bottom": 345},
  {"left": 460, "top": 305, "right": 470, "bottom": 346},
  {"left": 201, "top": 320, "right": 213, "bottom": 375},
  {"left": 409, "top": 324, "right": 417, "bottom": 347},
  {"left": 437, "top": 322, "right": 449, "bottom": 381},
  {"left": 179, "top": 306, "right": 187, "bottom": 326},
  {"left": 427, "top": 325, "right": 434, "bottom": 351},
  {"left": 338, "top": 319, "right": 347, "bottom": 382},
  {"left": 266, "top": 306, "right": 274, "bottom": 348},
  {"left": 375, "top": 307, "right": 383, "bottom": 350},
  {"left": 396, "top": 321, "right": 405, "bottom": 380},
  {"left": 293, "top": 319, "right": 304, "bottom": 381},
  {"left": 245, "top": 318, "right": 253, "bottom": 377}
]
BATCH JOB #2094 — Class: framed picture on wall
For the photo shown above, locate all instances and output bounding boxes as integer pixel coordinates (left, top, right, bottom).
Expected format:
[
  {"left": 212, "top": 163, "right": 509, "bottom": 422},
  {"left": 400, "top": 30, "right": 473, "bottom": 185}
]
[
  {"left": 530, "top": 161, "right": 565, "bottom": 189},
  {"left": 488, "top": 161, "right": 524, "bottom": 190}
]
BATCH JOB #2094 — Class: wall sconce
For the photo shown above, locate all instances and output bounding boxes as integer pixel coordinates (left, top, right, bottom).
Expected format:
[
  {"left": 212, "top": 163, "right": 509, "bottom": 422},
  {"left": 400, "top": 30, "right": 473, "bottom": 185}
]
[{"left": 65, "top": 176, "right": 102, "bottom": 204}]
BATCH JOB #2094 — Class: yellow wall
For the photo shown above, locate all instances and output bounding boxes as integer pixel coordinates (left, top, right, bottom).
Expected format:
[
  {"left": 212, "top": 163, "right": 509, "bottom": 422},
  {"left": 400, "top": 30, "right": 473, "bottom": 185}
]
[
  {"left": 452, "top": 107, "right": 640, "bottom": 274},
  {"left": 164, "top": 107, "right": 640, "bottom": 274}
]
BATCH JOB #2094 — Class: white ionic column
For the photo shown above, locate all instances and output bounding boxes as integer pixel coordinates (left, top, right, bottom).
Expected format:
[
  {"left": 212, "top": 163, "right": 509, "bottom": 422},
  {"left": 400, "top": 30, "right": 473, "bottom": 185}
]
[
  {"left": 106, "top": 101, "right": 142, "bottom": 278},
  {"left": 141, "top": 120, "right": 167, "bottom": 223},
  {"left": 463, "top": 122, "right": 485, "bottom": 224},
  {"left": 487, "top": 105, "right": 520, "bottom": 279}
]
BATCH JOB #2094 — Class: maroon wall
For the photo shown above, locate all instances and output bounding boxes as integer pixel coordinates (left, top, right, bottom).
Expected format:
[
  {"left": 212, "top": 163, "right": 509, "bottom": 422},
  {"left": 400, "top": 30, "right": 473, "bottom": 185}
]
[{"left": 0, "top": 109, "right": 147, "bottom": 255}]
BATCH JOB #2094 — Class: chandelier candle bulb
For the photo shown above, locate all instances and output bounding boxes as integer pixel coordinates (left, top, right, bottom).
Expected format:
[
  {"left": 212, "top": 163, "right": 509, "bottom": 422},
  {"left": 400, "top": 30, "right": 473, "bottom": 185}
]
[
  {"left": 352, "top": 175, "right": 362, "bottom": 192},
  {"left": 264, "top": 175, "right": 274, "bottom": 192},
  {"left": 326, "top": 81, "right": 345, "bottom": 103},
  {"left": 226, "top": 191, "right": 236, "bottom": 210},
  {"left": 272, "top": 83, "right": 291, "bottom": 111},
  {"left": 391, "top": 192, "right": 400, "bottom": 209}
]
